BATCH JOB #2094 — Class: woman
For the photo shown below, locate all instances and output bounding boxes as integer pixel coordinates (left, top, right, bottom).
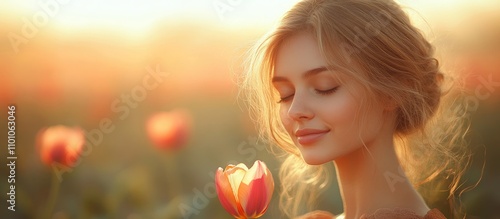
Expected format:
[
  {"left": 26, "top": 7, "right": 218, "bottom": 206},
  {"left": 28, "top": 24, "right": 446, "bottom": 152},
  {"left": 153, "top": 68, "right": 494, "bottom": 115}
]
[{"left": 241, "top": 0, "right": 470, "bottom": 218}]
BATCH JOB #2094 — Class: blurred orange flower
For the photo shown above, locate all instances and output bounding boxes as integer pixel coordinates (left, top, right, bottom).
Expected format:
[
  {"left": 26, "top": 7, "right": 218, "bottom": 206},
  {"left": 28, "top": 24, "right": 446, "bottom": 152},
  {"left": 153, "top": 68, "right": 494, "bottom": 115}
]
[
  {"left": 146, "top": 109, "right": 192, "bottom": 150},
  {"left": 36, "top": 126, "right": 85, "bottom": 167},
  {"left": 216, "top": 160, "right": 274, "bottom": 219}
]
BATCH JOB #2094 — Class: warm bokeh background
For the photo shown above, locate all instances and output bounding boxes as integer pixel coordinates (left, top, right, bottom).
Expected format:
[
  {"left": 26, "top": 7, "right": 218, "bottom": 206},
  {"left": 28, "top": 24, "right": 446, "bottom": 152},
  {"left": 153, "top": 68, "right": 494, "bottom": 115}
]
[{"left": 0, "top": 0, "right": 499, "bottom": 218}]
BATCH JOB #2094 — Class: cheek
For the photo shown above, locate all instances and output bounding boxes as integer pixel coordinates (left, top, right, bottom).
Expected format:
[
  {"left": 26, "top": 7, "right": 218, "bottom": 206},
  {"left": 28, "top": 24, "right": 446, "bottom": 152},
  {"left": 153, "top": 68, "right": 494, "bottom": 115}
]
[
  {"left": 331, "top": 100, "right": 386, "bottom": 142},
  {"left": 320, "top": 94, "right": 359, "bottom": 129}
]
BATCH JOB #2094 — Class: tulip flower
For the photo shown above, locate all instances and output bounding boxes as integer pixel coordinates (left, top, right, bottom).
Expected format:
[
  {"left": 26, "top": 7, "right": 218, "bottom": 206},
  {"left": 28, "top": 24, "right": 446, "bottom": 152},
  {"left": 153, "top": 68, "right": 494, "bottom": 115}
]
[
  {"left": 146, "top": 109, "right": 191, "bottom": 150},
  {"left": 36, "top": 126, "right": 85, "bottom": 167},
  {"left": 216, "top": 160, "right": 274, "bottom": 219}
]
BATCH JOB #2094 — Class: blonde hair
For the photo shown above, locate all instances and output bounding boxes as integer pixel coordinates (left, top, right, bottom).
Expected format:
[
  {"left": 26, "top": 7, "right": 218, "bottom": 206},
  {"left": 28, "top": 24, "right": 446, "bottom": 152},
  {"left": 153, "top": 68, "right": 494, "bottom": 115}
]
[{"left": 241, "top": 0, "right": 471, "bottom": 217}]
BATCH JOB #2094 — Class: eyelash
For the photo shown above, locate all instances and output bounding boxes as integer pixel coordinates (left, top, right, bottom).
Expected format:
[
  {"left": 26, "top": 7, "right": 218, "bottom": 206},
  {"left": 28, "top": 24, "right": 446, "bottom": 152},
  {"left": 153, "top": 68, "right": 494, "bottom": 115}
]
[
  {"left": 316, "top": 86, "right": 339, "bottom": 95},
  {"left": 277, "top": 86, "right": 339, "bottom": 103}
]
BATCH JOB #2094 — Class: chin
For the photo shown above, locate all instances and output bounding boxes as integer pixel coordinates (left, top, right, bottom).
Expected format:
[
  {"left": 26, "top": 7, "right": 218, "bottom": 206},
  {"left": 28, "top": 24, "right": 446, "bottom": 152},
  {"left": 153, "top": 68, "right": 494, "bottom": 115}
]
[
  {"left": 299, "top": 145, "right": 350, "bottom": 165},
  {"left": 300, "top": 152, "right": 332, "bottom": 165}
]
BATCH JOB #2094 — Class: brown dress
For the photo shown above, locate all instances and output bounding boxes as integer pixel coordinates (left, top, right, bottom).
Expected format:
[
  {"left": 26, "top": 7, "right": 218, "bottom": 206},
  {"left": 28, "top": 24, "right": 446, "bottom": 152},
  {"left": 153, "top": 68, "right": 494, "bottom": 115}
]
[
  {"left": 297, "top": 208, "right": 446, "bottom": 219},
  {"left": 361, "top": 208, "right": 446, "bottom": 219}
]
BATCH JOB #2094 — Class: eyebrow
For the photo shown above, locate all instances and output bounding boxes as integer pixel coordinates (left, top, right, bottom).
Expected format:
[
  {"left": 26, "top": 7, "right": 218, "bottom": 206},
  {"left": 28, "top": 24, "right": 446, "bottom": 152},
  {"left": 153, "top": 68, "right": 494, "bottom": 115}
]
[{"left": 272, "top": 66, "right": 329, "bottom": 83}]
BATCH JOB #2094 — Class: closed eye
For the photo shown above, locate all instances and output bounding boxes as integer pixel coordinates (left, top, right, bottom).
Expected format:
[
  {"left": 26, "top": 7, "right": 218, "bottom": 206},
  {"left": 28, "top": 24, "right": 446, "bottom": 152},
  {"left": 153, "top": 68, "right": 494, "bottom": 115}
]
[
  {"left": 278, "top": 87, "right": 339, "bottom": 103},
  {"left": 277, "top": 94, "right": 294, "bottom": 103},
  {"left": 315, "top": 86, "right": 340, "bottom": 95}
]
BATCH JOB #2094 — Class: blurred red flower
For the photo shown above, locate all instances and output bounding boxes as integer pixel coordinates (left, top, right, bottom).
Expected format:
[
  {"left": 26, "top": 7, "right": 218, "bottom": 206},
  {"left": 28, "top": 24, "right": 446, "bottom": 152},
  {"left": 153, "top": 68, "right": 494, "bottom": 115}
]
[
  {"left": 146, "top": 109, "right": 192, "bottom": 150},
  {"left": 36, "top": 126, "right": 85, "bottom": 167}
]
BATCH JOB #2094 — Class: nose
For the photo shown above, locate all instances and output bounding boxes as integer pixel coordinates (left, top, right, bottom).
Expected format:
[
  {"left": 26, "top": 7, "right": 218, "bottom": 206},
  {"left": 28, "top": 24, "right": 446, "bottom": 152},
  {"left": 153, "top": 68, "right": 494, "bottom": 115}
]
[{"left": 287, "top": 92, "right": 314, "bottom": 121}]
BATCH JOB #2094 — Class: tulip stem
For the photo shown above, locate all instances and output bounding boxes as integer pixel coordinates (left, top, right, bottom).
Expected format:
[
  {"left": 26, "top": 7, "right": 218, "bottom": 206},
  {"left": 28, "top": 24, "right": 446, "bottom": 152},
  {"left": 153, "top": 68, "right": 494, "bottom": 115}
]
[
  {"left": 42, "top": 169, "right": 61, "bottom": 219},
  {"left": 165, "top": 154, "right": 182, "bottom": 199}
]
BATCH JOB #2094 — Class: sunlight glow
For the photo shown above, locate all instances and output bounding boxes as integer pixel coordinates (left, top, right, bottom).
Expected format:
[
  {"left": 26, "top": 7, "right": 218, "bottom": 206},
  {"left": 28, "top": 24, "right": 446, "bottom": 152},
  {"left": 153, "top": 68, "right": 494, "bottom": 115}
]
[
  {"left": 2, "top": 0, "right": 496, "bottom": 36},
  {"left": 4, "top": 0, "right": 300, "bottom": 33}
]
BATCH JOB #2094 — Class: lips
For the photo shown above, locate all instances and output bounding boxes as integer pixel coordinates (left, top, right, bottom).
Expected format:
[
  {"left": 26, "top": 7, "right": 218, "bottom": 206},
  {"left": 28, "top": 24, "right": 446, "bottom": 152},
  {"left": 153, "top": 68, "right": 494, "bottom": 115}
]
[{"left": 295, "top": 128, "right": 330, "bottom": 145}]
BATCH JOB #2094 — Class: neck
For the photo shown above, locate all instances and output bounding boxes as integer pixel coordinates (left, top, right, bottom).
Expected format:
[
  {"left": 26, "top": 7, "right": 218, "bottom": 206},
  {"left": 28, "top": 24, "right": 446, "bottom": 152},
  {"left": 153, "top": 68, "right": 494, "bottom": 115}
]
[{"left": 333, "top": 135, "right": 429, "bottom": 219}]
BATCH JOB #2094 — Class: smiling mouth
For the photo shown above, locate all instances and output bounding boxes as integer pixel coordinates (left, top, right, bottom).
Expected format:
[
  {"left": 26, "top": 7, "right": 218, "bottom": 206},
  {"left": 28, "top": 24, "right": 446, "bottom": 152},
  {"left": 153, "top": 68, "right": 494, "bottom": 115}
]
[{"left": 295, "top": 129, "right": 330, "bottom": 145}]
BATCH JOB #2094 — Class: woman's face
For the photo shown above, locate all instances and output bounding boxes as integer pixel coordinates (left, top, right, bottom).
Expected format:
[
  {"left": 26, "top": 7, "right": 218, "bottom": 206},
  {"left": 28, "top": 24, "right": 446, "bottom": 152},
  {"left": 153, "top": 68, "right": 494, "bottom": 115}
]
[{"left": 272, "top": 32, "right": 394, "bottom": 165}]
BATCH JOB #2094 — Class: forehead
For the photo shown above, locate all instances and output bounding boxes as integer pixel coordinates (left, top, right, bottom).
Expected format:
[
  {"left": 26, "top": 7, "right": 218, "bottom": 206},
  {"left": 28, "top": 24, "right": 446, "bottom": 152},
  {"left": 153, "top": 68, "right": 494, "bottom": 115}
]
[{"left": 274, "top": 32, "right": 328, "bottom": 77}]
